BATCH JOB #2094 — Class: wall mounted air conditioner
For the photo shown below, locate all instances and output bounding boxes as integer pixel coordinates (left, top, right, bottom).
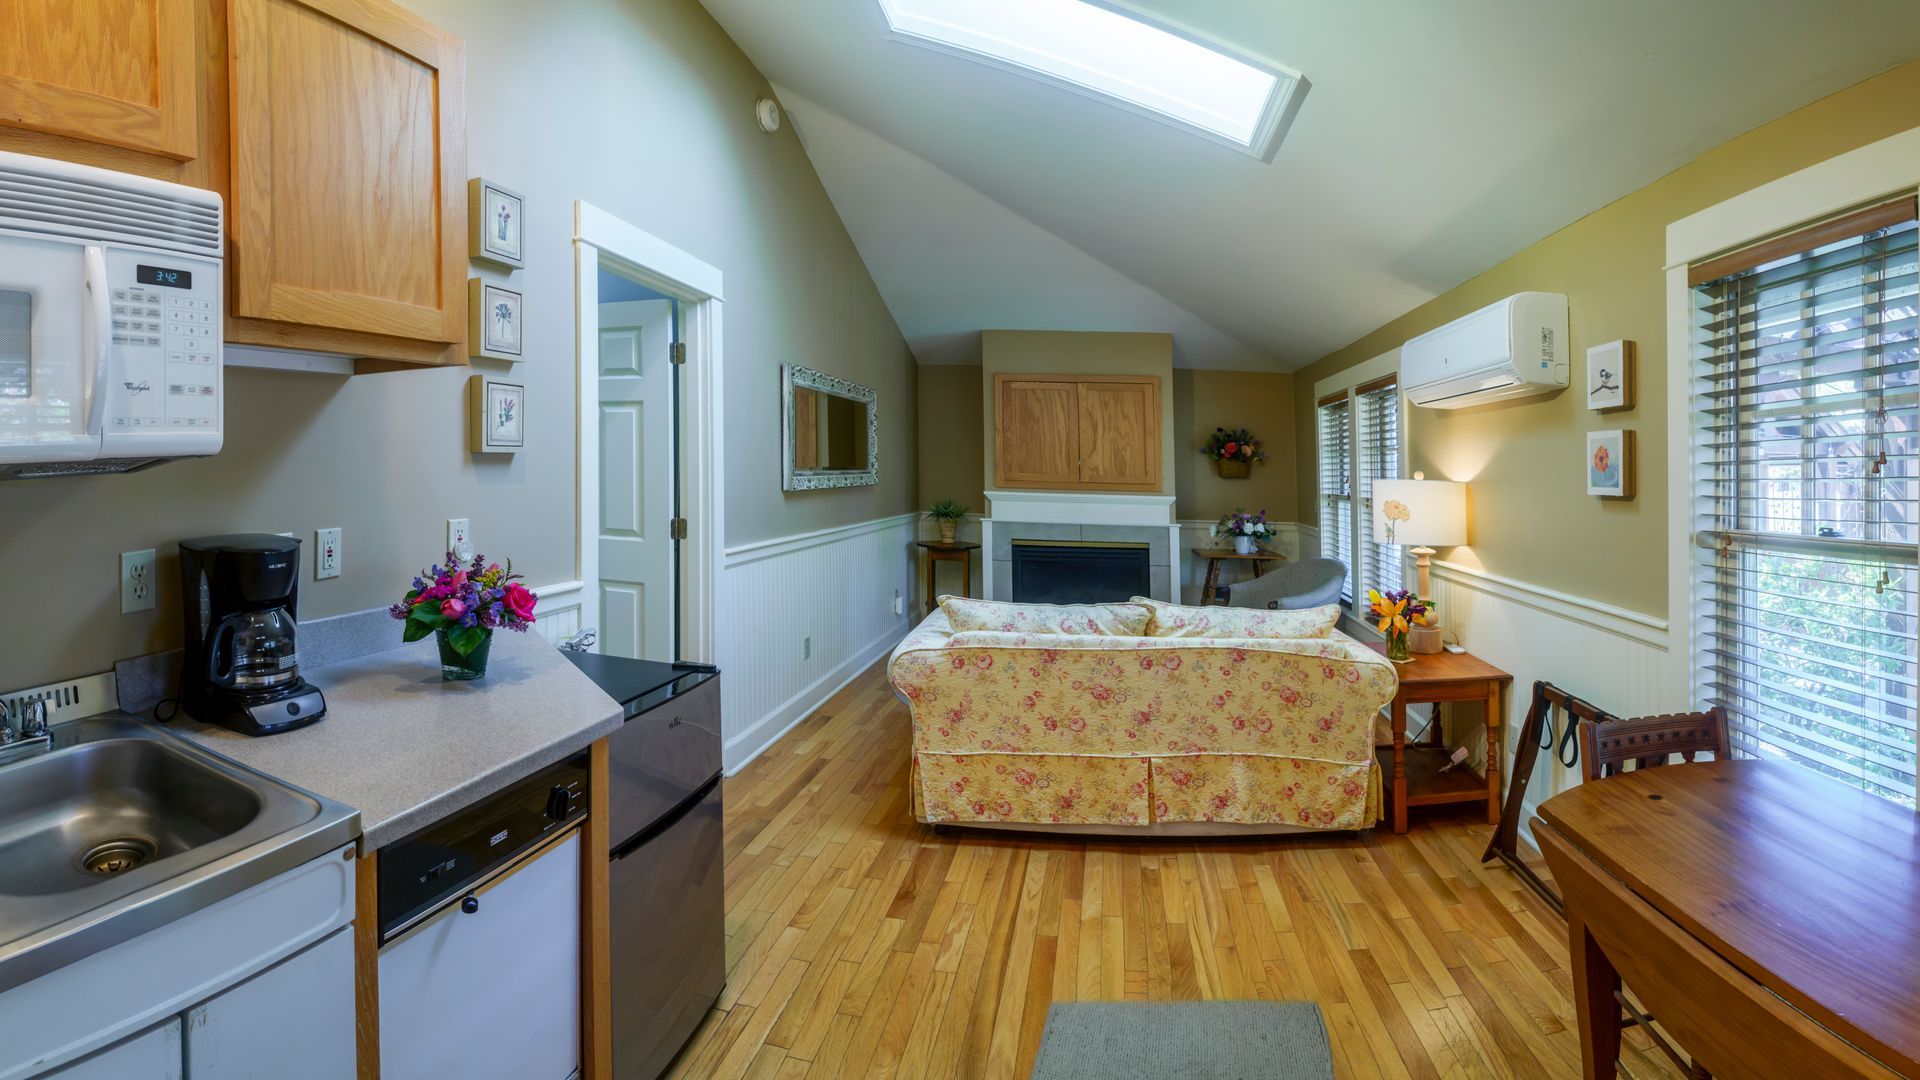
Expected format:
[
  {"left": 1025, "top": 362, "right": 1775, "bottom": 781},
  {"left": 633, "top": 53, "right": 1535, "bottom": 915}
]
[{"left": 1401, "top": 292, "right": 1568, "bottom": 409}]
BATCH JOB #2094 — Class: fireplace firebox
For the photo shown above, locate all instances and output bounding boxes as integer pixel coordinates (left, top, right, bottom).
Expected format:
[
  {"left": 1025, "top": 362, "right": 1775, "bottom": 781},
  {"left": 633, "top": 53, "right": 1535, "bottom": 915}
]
[{"left": 1010, "top": 541, "right": 1151, "bottom": 605}]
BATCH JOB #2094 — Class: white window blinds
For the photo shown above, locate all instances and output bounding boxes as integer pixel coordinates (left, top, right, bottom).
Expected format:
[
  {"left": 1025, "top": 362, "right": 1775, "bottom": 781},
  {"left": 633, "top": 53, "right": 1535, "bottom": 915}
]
[
  {"left": 1316, "top": 394, "right": 1354, "bottom": 604},
  {"left": 1690, "top": 196, "right": 1920, "bottom": 807},
  {"left": 1358, "top": 377, "right": 1405, "bottom": 598}
]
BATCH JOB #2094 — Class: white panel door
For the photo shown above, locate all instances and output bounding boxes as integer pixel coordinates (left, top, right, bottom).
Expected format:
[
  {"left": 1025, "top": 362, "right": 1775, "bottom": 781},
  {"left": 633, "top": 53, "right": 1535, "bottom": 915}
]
[
  {"left": 46, "top": 1019, "right": 181, "bottom": 1078},
  {"left": 598, "top": 299, "right": 675, "bottom": 661},
  {"left": 184, "top": 928, "right": 354, "bottom": 1080}
]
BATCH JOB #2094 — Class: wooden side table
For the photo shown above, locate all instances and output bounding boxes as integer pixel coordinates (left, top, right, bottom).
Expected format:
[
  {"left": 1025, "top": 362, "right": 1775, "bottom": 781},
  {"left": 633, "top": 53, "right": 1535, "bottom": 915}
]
[
  {"left": 1190, "top": 546, "right": 1283, "bottom": 605},
  {"left": 1369, "top": 643, "right": 1512, "bottom": 833},
  {"left": 917, "top": 541, "right": 979, "bottom": 616}
]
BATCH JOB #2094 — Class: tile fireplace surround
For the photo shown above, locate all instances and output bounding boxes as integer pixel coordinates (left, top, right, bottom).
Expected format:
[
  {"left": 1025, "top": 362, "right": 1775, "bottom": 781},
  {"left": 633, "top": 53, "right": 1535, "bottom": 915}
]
[{"left": 980, "top": 489, "right": 1180, "bottom": 602}]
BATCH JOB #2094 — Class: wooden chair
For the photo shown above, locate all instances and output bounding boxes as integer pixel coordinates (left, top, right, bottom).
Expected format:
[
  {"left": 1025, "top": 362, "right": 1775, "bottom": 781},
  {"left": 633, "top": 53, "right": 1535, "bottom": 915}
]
[{"left": 1578, "top": 708, "right": 1731, "bottom": 781}]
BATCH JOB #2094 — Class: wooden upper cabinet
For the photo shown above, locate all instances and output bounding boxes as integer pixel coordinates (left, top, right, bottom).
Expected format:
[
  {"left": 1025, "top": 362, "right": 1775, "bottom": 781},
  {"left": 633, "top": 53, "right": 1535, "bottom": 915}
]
[
  {"left": 994, "top": 374, "right": 1161, "bottom": 492},
  {"left": 0, "top": 0, "right": 201, "bottom": 159},
  {"left": 228, "top": 0, "right": 465, "bottom": 347}
]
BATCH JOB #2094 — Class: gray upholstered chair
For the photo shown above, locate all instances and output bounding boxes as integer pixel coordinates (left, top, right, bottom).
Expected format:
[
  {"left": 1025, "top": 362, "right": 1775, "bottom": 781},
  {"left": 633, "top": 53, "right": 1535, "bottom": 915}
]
[{"left": 1224, "top": 558, "right": 1347, "bottom": 610}]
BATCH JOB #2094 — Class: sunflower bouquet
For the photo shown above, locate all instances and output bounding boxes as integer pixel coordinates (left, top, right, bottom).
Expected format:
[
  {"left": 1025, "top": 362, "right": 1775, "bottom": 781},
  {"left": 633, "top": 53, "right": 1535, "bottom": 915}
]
[{"left": 1367, "top": 588, "right": 1430, "bottom": 663}]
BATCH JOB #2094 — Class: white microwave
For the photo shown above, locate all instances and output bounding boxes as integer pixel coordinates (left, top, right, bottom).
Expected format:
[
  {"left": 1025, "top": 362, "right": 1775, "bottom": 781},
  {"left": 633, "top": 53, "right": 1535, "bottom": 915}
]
[{"left": 0, "top": 150, "right": 223, "bottom": 480}]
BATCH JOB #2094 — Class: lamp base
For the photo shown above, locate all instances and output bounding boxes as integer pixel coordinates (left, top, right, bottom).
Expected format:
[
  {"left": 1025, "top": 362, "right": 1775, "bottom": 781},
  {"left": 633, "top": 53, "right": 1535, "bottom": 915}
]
[{"left": 1411, "top": 546, "right": 1436, "bottom": 602}]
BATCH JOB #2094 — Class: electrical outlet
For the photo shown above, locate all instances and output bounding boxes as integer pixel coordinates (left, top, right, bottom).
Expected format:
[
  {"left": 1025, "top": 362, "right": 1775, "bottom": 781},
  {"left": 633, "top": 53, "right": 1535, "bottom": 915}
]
[
  {"left": 447, "top": 517, "right": 471, "bottom": 557},
  {"left": 316, "top": 528, "right": 342, "bottom": 579},
  {"left": 121, "top": 549, "right": 157, "bottom": 614},
  {"left": 802, "top": 635, "right": 812, "bottom": 660},
  {"left": 893, "top": 589, "right": 903, "bottom": 616}
]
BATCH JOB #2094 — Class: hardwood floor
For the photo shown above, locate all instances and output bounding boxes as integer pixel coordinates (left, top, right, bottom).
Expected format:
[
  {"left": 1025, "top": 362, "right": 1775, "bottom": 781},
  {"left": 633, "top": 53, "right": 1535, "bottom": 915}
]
[{"left": 669, "top": 659, "right": 1683, "bottom": 1079}]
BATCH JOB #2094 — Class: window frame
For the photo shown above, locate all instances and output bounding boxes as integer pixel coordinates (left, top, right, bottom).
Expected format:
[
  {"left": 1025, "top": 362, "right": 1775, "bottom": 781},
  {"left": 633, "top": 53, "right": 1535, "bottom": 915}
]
[{"left": 1314, "top": 350, "right": 1408, "bottom": 633}]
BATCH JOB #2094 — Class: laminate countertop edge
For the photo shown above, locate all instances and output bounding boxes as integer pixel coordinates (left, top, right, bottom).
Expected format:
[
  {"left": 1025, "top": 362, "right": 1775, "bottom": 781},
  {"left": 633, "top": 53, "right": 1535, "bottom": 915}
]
[{"left": 166, "top": 632, "right": 624, "bottom": 850}]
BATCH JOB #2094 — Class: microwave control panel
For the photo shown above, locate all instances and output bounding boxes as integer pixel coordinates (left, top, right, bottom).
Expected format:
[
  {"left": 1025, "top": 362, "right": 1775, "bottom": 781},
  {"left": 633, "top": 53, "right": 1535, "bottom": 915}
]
[{"left": 104, "top": 250, "right": 220, "bottom": 437}]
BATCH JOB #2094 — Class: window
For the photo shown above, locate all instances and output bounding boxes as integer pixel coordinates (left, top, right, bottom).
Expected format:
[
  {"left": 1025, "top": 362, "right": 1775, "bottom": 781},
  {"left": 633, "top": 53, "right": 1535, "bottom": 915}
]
[
  {"left": 1690, "top": 196, "right": 1919, "bottom": 807},
  {"left": 1318, "top": 375, "right": 1404, "bottom": 610},
  {"left": 877, "top": 0, "right": 1306, "bottom": 159}
]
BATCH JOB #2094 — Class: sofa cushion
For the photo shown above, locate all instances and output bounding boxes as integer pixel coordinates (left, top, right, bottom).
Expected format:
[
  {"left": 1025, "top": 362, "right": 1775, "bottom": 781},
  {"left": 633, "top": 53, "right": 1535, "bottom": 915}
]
[
  {"left": 938, "top": 595, "right": 1151, "bottom": 636},
  {"left": 1131, "top": 597, "right": 1339, "bottom": 639}
]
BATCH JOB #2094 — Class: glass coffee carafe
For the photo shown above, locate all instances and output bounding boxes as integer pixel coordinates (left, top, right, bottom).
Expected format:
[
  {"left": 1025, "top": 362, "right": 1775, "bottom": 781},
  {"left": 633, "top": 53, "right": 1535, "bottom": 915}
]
[{"left": 206, "top": 607, "right": 301, "bottom": 689}]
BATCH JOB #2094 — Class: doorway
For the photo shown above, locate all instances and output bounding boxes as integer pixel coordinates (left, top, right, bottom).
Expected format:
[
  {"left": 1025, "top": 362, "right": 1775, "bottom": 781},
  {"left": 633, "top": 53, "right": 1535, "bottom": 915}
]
[{"left": 573, "top": 203, "right": 724, "bottom": 664}]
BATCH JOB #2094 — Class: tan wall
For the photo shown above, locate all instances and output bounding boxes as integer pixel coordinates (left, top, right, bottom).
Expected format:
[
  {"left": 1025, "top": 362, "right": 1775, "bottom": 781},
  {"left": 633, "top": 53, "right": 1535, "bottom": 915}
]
[
  {"left": 979, "top": 330, "right": 1175, "bottom": 496},
  {"left": 1173, "top": 369, "right": 1296, "bottom": 523},
  {"left": 1293, "top": 57, "right": 1920, "bottom": 617},
  {"left": 916, "top": 364, "right": 985, "bottom": 512},
  {"left": 0, "top": 0, "right": 912, "bottom": 687}
]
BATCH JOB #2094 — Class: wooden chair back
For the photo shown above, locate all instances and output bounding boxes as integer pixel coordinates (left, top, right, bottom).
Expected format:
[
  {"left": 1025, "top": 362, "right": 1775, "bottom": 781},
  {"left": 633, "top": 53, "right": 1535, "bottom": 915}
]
[{"left": 1578, "top": 708, "right": 1731, "bottom": 782}]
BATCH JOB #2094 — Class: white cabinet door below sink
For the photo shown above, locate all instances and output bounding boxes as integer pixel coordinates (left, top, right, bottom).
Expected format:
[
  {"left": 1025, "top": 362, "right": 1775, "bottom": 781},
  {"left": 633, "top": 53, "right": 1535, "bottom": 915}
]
[
  {"left": 184, "top": 928, "right": 354, "bottom": 1080},
  {"left": 46, "top": 1019, "right": 181, "bottom": 1079}
]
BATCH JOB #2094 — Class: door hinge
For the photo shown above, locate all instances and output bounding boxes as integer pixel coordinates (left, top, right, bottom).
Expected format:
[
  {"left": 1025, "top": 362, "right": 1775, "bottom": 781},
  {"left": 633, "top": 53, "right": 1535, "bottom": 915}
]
[
  {"left": 669, "top": 342, "right": 687, "bottom": 365},
  {"left": 669, "top": 517, "right": 688, "bottom": 540}
]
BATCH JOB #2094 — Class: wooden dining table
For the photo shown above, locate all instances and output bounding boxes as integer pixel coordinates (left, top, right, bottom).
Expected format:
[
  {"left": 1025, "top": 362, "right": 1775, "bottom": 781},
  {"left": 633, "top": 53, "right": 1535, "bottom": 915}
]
[{"left": 1534, "top": 760, "right": 1920, "bottom": 1079}]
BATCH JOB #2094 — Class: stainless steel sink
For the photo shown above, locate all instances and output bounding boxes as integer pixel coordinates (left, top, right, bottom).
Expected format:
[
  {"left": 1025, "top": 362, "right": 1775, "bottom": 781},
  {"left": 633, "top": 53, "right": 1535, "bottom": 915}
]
[{"left": 0, "top": 713, "right": 359, "bottom": 993}]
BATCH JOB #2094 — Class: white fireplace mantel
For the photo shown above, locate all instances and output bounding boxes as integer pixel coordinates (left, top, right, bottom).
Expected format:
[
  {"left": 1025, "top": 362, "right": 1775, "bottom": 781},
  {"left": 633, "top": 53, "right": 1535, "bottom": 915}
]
[{"left": 983, "top": 489, "right": 1176, "bottom": 526}]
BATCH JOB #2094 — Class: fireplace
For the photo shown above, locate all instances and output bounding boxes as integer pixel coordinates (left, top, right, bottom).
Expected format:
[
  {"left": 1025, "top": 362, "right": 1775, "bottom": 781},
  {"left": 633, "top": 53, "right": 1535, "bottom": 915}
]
[{"left": 1010, "top": 541, "right": 1151, "bottom": 605}]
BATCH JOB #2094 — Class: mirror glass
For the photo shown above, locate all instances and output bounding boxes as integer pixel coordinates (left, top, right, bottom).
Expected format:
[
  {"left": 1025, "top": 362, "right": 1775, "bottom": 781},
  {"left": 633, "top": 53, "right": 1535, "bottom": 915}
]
[{"left": 782, "top": 364, "right": 878, "bottom": 490}]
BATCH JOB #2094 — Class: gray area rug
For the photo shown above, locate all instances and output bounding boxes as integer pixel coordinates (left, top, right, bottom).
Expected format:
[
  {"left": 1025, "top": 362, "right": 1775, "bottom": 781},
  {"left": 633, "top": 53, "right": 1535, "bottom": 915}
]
[{"left": 1030, "top": 1001, "right": 1335, "bottom": 1080}]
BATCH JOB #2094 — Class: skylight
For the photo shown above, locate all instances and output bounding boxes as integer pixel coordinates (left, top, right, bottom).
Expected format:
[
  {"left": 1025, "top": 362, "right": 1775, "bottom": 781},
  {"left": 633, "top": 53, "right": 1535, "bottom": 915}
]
[{"left": 877, "top": 0, "right": 1306, "bottom": 159}]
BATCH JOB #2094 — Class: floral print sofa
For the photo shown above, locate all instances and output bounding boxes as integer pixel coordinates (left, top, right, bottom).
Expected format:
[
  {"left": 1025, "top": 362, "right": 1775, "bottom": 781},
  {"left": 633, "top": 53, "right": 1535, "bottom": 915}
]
[{"left": 886, "top": 597, "right": 1399, "bottom": 835}]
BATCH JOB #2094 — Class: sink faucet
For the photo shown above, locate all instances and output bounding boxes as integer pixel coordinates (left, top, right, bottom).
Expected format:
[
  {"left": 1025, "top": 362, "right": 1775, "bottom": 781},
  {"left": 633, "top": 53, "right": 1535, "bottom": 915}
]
[{"left": 0, "top": 698, "right": 53, "bottom": 765}]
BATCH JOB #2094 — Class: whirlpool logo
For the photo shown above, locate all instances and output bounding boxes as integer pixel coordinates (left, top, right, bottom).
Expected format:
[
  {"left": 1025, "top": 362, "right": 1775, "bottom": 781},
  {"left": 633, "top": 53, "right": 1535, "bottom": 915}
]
[{"left": 123, "top": 380, "right": 152, "bottom": 397}]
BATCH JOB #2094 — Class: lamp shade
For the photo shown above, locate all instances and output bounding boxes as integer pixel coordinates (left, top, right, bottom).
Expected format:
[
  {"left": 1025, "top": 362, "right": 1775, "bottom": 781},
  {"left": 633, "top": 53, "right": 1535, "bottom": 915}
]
[{"left": 1372, "top": 478, "right": 1467, "bottom": 548}]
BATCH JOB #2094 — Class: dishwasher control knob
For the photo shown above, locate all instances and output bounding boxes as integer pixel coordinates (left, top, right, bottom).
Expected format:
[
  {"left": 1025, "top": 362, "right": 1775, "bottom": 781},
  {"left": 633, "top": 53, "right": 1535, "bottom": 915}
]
[
  {"left": 460, "top": 895, "right": 479, "bottom": 915},
  {"left": 545, "top": 785, "right": 571, "bottom": 822}
]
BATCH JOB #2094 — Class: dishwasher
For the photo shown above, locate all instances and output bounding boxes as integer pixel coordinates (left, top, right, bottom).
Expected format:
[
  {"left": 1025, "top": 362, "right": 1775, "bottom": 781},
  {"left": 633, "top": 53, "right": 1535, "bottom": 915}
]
[{"left": 376, "top": 752, "right": 589, "bottom": 1080}]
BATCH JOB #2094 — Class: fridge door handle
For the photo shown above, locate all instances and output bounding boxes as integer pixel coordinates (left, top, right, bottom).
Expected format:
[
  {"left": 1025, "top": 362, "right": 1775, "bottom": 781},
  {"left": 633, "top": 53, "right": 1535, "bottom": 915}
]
[{"left": 611, "top": 775, "right": 720, "bottom": 861}]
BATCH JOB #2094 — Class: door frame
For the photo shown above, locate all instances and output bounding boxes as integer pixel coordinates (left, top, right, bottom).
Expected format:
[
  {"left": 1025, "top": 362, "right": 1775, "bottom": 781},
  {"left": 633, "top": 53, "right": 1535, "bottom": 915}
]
[{"left": 573, "top": 202, "right": 724, "bottom": 663}]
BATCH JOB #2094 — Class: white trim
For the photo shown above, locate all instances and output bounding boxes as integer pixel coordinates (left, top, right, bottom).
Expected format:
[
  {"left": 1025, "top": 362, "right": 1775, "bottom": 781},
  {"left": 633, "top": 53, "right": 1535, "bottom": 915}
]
[
  {"left": 1312, "top": 346, "right": 1398, "bottom": 400},
  {"left": 724, "top": 512, "right": 918, "bottom": 567},
  {"left": 574, "top": 201, "right": 726, "bottom": 665},
  {"left": 722, "top": 622, "right": 908, "bottom": 775},
  {"left": 1663, "top": 122, "right": 1920, "bottom": 708},
  {"left": 983, "top": 488, "right": 1176, "bottom": 526},
  {"left": 1431, "top": 559, "right": 1669, "bottom": 649},
  {"left": 529, "top": 579, "right": 585, "bottom": 604}
]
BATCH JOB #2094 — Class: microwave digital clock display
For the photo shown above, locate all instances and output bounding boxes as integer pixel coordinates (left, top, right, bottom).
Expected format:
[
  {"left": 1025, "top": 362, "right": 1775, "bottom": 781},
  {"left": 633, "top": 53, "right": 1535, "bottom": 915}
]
[{"left": 136, "top": 265, "right": 192, "bottom": 289}]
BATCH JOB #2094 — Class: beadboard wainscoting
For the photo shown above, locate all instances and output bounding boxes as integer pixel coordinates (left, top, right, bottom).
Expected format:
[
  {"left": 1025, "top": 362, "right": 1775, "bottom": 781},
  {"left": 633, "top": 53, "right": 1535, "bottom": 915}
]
[
  {"left": 718, "top": 513, "right": 918, "bottom": 773},
  {"left": 529, "top": 581, "right": 585, "bottom": 648}
]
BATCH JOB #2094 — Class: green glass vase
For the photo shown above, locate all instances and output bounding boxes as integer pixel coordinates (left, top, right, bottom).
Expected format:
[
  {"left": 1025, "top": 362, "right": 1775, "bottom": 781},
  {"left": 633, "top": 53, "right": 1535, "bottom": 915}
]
[
  {"left": 1385, "top": 630, "right": 1412, "bottom": 664},
  {"left": 436, "top": 628, "right": 493, "bottom": 680}
]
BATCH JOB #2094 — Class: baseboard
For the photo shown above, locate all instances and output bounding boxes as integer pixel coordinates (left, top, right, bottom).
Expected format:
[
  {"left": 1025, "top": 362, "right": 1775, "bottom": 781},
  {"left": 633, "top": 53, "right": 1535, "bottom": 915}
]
[{"left": 722, "top": 619, "right": 910, "bottom": 774}]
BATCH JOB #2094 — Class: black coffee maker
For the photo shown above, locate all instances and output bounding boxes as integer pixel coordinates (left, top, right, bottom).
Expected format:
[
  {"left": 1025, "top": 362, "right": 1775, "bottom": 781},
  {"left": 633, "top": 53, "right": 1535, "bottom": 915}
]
[{"left": 179, "top": 534, "right": 327, "bottom": 735}]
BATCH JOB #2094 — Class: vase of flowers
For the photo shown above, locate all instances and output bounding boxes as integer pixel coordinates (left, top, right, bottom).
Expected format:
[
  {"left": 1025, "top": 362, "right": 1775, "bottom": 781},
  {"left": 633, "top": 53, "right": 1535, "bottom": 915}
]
[
  {"left": 390, "top": 550, "right": 538, "bottom": 680},
  {"left": 1212, "top": 508, "right": 1274, "bottom": 555},
  {"left": 925, "top": 499, "right": 968, "bottom": 545},
  {"left": 1201, "top": 427, "right": 1266, "bottom": 479},
  {"left": 1368, "top": 588, "right": 1429, "bottom": 664}
]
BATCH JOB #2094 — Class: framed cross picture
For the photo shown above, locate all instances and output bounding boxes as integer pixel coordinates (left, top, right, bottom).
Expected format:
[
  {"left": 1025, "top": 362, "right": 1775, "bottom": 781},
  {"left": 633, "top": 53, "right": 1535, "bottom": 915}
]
[
  {"left": 468, "top": 278, "right": 523, "bottom": 361},
  {"left": 468, "top": 178, "right": 525, "bottom": 269},
  {"left": 1586, "top": 339, "right": 1635, "bottom": 412},
  {"left": 469, "top": 375, "right": 525, "bottom": 454},
  {"left": 1586, "top": 429, "right": 1635, "bottom": 499}
]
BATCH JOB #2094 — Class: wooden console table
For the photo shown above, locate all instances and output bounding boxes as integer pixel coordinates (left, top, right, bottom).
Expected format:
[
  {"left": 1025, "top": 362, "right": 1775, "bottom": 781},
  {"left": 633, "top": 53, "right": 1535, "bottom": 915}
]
[
  {"left": 1369, "top": 644, "right": 1510, "bottom": 833},
  {"left": 917, "top": 541, "right": 979, "bottom": 616},
  {"left": 1191, "top": 546, "right": 1282, "bottom": 605}
]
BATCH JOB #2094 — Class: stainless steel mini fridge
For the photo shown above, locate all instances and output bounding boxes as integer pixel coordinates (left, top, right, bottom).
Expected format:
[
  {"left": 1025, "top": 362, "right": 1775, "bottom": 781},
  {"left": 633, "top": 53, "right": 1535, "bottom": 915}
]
[{"left": 564, "top": 654, "right": 725, "bottom": 1080}]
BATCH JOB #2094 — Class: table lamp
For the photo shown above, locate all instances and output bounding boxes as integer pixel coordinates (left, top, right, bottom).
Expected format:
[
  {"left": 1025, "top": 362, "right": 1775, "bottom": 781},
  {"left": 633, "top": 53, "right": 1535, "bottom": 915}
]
[{"left": 1371, "top": 472, "right": 1467, "bottom": 602}]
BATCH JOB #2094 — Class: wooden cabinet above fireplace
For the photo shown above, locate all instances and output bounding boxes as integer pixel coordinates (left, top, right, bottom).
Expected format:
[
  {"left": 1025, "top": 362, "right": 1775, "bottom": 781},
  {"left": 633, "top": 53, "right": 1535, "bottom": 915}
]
[{"left": 994, "top": 374, "right": 1162, "bottom": 492}]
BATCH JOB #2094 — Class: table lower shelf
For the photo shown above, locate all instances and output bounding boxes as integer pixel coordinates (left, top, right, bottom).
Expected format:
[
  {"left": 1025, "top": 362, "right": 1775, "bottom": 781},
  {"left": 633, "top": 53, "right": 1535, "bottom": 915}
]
[{"left": 1378, "top": 744, "right": 1489, "bottom": 806}]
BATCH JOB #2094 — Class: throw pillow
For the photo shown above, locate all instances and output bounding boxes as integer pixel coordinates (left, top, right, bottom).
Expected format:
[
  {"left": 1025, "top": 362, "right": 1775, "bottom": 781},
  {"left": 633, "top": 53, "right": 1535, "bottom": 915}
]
[
  {"left": 1130, "top": 596, "right": 1339, "bottom": 639},
  {"left": 938, "top": 596, "right": 1151, "bottom": 636}
]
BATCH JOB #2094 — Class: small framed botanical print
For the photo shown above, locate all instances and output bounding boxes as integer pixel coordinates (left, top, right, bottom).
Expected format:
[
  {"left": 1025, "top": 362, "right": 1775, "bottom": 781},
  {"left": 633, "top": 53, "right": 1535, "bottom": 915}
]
[
  {"left": 1587, "top": 339, "right": 1635, "bottom": 412},
  {"left": 469, "top": 375, "right": 525, "bottom": 454},
  {"left": 1586, "top": 429, "right": 1635, "bottom": 499},
  {"left": 468, "top": 278, "right": 523, "bottom": 361},
  {"left": 468, "top": 178, "right": 525, "bottom": 269}
]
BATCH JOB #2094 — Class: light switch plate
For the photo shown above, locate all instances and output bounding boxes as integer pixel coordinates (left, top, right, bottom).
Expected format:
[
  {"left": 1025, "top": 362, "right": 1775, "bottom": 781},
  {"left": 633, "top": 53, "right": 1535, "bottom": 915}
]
[
  {"left": 121, "top": 549, "right": 157, "bottom": 614},
  {"left": 316, "top": 528, "right": 341, "bottom": 579}
]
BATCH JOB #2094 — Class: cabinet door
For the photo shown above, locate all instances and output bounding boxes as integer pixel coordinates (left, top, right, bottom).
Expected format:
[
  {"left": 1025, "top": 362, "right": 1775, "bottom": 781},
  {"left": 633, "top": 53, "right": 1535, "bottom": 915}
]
[
  {"left": 1077, "top": 378, "right": 1160, "bottom": 489},
  {"left": 995, "top": 377, "right": 1080, "bottom": 487},
  {"left": 0, "top": 0, "right": 200, "bottom": 159},
  {"left": 228, "top": 0, "right": 465, "bottom": 344},
  {"left": 46, "top": 1019, "right": 182, "bottom": 1079},
  {"left": 184, "top": 927, "right": 355, "bottom": 1080}
]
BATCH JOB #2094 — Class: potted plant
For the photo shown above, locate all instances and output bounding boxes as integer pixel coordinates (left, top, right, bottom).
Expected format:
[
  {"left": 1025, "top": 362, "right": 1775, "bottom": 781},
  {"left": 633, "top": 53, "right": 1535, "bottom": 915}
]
[
  {"left": 925, "top": 499, "right": 969, "bottom": 545},
  {"left": 1368, "top": 588, "right": 1430, "bottom": 663},
  {"left": 1211, "top": 508, "right": 1274, "bottom": 555},
  {"left": 390, "top": 550, "right": 538, "bottom": 680},
  {"left": 1201, "top": 426, "right": 1266, "bottom": 479}
]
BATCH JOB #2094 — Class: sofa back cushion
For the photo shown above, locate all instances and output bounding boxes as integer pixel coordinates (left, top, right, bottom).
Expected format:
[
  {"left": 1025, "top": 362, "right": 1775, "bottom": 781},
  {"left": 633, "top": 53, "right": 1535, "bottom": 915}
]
[
  {"left": 938, "top": 595, "right": 1151, "bottom": 636},
  {"left": 1131, "top": 596, "right": 1340, "bottom": 639}
]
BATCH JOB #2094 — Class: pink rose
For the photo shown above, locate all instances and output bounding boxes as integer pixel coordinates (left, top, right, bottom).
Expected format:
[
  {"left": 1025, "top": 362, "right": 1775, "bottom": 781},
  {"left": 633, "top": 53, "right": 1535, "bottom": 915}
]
[
  {"left": 448, "top": 570, "right": 468, "bottom": 589},
  {"left": 440, "top": 597, "right": 467, "bottom": 618},
  {"left": 503, "top": 582, "right": 537, "bottom": 620}
]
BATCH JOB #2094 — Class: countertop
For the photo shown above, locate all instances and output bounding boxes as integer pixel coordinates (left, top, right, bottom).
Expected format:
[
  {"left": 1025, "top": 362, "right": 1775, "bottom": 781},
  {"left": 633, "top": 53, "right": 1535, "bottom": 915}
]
[{"left": 169, "top": 631, "right": 624, "bottom": 849}]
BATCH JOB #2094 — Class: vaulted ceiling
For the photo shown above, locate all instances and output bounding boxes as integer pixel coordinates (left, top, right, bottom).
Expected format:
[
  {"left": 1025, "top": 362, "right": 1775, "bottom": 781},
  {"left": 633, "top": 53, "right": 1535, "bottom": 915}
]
[{"left": 701, "top": 0, "right": 1920, "bottom": 370}]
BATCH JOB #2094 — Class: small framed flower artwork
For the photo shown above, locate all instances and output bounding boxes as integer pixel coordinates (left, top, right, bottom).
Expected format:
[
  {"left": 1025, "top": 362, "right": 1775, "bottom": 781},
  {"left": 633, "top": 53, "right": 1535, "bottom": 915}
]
[
  {"left": 467, "top": 278, "right": 523, "bottom": 361},
  {"left": 468, "top": 375, "right": 525, "bottom": 454},
  {"left": 468, "top": 177, "right": 525, "bottom": 269},
  {"left": 1586, "top": 429, "right": 1634, "bottom": 499}
]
